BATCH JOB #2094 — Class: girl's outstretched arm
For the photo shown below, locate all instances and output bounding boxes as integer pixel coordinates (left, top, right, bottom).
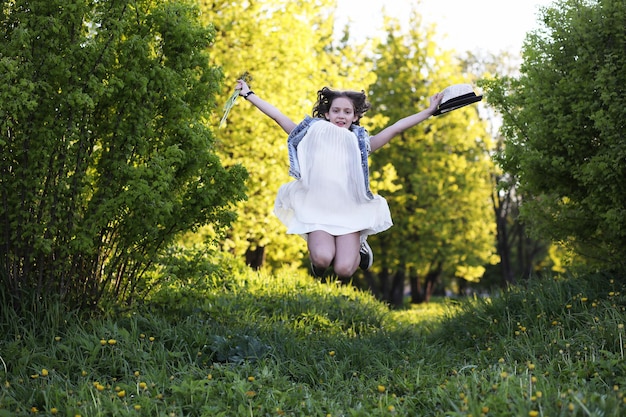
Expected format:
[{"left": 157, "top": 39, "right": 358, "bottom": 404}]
[
  {"left": 237, "top": 79, "right": 297, "bottom": 135},
  {"left": 369, "top": 92, "right": 443, "bottom": 152}
]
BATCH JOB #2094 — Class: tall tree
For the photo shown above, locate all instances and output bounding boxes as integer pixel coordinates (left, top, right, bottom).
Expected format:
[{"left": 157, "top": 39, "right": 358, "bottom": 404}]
[
  {"left": 0, "top": 0, "right": 246, "bottom": 309},
  {"left": 483, "top": 0, "right": 626, "bottom": 270},
  {"left": 363, "top": 14, "right": 497, "bottom": 305}
]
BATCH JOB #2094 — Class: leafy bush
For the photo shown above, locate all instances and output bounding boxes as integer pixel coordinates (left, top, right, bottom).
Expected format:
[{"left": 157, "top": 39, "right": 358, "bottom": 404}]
[{"left": 0, "top": 0, "right": 247, "bottom": 310}]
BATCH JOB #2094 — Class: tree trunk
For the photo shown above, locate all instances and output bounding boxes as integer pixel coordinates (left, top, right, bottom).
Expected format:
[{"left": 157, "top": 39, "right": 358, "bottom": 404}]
[
  {"left": 409, "top": 267, "right": 424, "bottom": 304},
  {"left": 245, "top": 245, "right": 265, "bottom": 270},
  {"left": 389, "top": 269, "right": 405, "bottom": 308}
]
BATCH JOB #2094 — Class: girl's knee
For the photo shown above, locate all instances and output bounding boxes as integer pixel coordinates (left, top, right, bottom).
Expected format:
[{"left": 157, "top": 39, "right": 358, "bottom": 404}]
[
  {"left": 310, "top": 250, "right": 333, "bottom": 268},
  {"left": 333, "top": 259, "right": 358, "bottom": 278}
]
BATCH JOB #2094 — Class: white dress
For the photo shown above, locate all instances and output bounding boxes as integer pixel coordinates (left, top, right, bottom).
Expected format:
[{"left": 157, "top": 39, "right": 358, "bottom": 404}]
[{"left": 274, "top": 121, "right": 392, "bottom": 242}]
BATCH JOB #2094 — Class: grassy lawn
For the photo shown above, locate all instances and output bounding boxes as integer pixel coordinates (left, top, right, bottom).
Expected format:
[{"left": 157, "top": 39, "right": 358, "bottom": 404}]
[{"left": 1, "top": 269, "right": 624, "bottom": 416}]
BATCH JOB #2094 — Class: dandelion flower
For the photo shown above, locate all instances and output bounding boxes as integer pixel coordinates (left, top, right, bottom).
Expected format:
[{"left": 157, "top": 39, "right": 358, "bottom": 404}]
[
  {"left": 50, "top": 408, "right": 58, "bottom": 414},
  {"left": 107, "top": 339, "right": 117, "bottom": 345},
  {"left": 329, "top": 351, "right": 336, "bottom": 357},
  {"left": 41, "top": 369, "right": 49, "bottom": 377},
  {"left": 528, "top": 411, "right": 538, "bottom": 417},
  {"left": 377, "top": 385, "right": 386, "bottom": 393},
  {"left": 134, "top": 405, "right": 141, "bottom": 411},
  {"left": 247, "top": 376, "right": 255, "bottom": 382},
  {"left": 117, "top": 390, "right": 126, "bottom": 398}
]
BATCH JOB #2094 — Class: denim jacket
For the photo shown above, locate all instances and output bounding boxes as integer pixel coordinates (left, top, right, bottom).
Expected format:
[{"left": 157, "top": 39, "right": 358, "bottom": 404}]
[{"left": 286, "top": 115, "right": 374, "bottom": 200}]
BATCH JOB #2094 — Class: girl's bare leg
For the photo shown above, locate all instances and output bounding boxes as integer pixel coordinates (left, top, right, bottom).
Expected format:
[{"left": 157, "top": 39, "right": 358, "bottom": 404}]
[
  {"left": 332, "top": 232, "right": 361, "bottom": 278},
  {"left": 309, "top": 231, "right": 361, "bottom": 278},
  {"left": 308, "top": 231, "right": 336, "bottom": 272}
]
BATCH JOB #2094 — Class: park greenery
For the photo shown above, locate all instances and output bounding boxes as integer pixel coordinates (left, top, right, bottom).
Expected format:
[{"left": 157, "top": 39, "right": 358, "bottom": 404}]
[
  {"left": 1, "top": 264, "right": 624, "bottom": 416},
  {"left": 1, "top": 0, "right": 625, "bottom": 415}
]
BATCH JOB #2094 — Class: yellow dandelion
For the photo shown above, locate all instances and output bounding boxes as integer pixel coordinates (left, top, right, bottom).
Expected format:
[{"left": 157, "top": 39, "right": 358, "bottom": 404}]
[
  {"left": 245, "top": 390, "right": 256, "bottom": 397},
  {"left": 536, "top": 391, "right": 543, "bottom": 398},
  {"left": 31, "top": 406, "right": 39, "bottom": 413},
  {"left": 568, "top": 403, "right": 575, "bottom": 411},
  {"left": 81, "top": 370, "right": 87, "bottom": 377},
  {"left": 614, "top": 385, "right": 620, "bottom": 391},
  {"left": 481, "top": 406, "right": 489, "bottom": 413},
  {"left": 500, "top": 372, "right": 508, "bottom": 378},
  {"left": 117, "top": 390, "right": 126, "bottom": 398},
  {"left": 207, "top": 374, "right": 213, "bottom": 380},
  {"left": 96, "top": 384, "right": 105, "bottom": 391},
  {"left": 54, "top": 336, "right": 61, "bottom": 342},
  {"left": 31, "top": 374, "right": 39, "bottom": 379},
  {"left": 377, "top": 385, "right": 386, "bottom": 393},
  {"left": 566, "top": 304, "right": 572, "bottom": 309},
  {"left": 528, "top": 411, "right": 539, "bottom": 417},
  {"left": 387, "top": 405, "right": 395, "bottom": 412},
  {"left": 609, "top": 292, "right": 615, "bottom": 296},
  {"left": 140, "top": 334, "right": 145, "bottom": 339},
  {"left": 100, "top": 339, "right": 107, "bottom": 346},
  {"left": 139, "top": 382, "right": 147, "bottom": 390},
  {"left": 618, "top": 323, "right": 624, "bottom": 329},
  {"left": 50, "top": 408, "right": 58, "bottom": 414},
  {"left": 498, "top": 358, "right": 505, "bottom": 363},
  {"left": 459, "top": 393, "right": 465, "bottom": 399},
  {"left": 41, "top": 369, "right": 49, "bottom": 377},
  {"left": 134, "top": 371, "right": 140, "bottom": 377},
  {"left": 149, "top": 337, "right": 155, "bottom": 342},
  {"left": 329, "top": 351, "right": 336, "bottom": 357},
  {"left": 107, "top": 339, "right": 117, "bottom": 345},
  {"left": 133, "top": 405, "right": 141, "bottom": 411},
  {"left": 247, "top": 376, "right": 255, "bottom": 382}
]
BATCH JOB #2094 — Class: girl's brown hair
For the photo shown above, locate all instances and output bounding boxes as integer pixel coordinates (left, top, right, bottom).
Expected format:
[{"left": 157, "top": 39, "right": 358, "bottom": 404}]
[{"left": 312, "top": 87, "right": 371, "bottom": 125}]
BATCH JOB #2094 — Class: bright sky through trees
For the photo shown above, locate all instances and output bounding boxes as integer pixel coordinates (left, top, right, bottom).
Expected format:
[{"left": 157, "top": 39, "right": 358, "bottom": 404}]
[{"left": 335, "top": 0, "right": 555, "bottom": 53}]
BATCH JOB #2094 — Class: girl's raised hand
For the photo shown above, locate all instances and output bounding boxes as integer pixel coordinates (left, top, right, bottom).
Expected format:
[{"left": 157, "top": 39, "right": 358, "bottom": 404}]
[
  {"left": 428, "top": 92, "right": 444, "bottom": 114},
  {"left": 237, "top": 79, "right": 251, "bottom": 97}
]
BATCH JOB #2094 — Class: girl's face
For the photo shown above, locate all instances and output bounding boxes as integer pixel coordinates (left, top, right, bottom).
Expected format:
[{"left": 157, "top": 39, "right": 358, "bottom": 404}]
[{"left": 325, "top": 97, "right": 358, "bottom": 128}]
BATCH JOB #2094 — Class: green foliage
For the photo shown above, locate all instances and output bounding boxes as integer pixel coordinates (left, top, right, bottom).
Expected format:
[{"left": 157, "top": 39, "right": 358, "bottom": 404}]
[
  {"left": 365, "top": 14, "right": 497, "bottom": 290},
  {"left": 1, "top": 266, "right": 624, "bottom": 416},
  {"left": 0, "top": 0, "right": 247, "bottom": 309},
  {"left": 483, "top": 0, "right": 626, "bottom": 268}
]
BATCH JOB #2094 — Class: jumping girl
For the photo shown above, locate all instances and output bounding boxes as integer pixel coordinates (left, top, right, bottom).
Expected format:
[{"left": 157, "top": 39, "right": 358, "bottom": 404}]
[{"left": 236, "top": 79, "right": 443, "bottom": 279}]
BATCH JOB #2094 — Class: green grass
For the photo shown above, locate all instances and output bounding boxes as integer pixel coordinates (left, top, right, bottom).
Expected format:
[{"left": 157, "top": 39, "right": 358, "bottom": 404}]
[{"left": 1, "top": 270, "right": 625, "bottom": 416}]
